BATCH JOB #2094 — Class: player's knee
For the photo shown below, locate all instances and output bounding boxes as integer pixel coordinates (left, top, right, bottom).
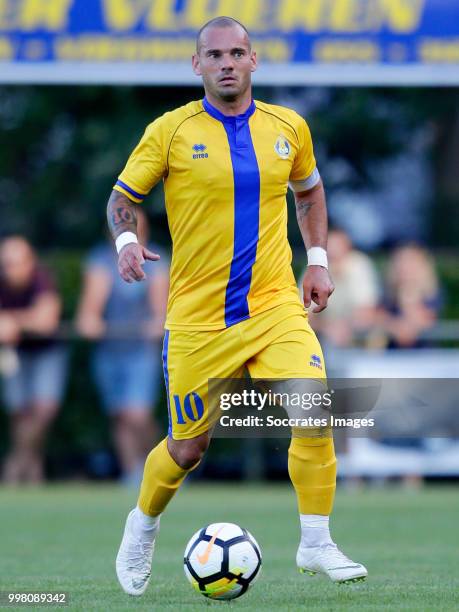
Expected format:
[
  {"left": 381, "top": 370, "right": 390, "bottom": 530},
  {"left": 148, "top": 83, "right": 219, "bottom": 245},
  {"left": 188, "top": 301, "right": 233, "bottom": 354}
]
[{"left": 169, "top": 434, "right": 209, "bottom": 469}]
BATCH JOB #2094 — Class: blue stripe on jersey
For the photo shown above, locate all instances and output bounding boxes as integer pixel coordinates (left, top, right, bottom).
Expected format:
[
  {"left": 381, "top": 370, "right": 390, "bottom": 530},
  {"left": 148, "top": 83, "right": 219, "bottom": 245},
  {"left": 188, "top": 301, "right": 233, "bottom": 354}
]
[
  {"left": 162, "top": 330, "right": 172, "bottom": 437},
  {"left": 115, "top": 179, "right": 145, "bottom": 200},
  {"left": 203, "top": 98, "right": 260, "bottom": 328}
]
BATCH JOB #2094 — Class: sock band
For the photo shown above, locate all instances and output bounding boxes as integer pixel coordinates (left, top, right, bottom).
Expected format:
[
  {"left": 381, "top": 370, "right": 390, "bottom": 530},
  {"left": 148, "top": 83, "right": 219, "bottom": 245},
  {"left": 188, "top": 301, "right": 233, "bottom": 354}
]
[
  {"left": 134, "top": 506, "right": 160, "bottom": 530},
  {"left": 300, "top": 513, "right": 333, "bottom": 548}
]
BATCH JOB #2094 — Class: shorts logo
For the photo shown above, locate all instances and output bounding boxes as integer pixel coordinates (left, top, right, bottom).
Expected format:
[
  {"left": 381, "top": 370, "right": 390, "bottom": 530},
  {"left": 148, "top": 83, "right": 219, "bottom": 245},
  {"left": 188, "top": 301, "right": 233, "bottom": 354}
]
[
  {"left": 274, "top": 135, "right": 290, "bottom": 159},
  {"left": 309, "top": 354, "right": 322, "bottom": 369},
  {"left": 192, "top": 143, "right": 208, "bottom": 159}
]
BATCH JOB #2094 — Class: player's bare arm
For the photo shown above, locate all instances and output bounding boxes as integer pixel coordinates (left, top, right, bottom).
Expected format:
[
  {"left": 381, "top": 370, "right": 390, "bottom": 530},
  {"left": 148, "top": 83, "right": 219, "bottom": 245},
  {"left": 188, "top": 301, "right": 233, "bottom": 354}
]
[
  {"left": 295, "top": 180, "right": 334, "bottom": 313},
  {"left": 106, "top": 190, "right": 160, "bottom": 284}
]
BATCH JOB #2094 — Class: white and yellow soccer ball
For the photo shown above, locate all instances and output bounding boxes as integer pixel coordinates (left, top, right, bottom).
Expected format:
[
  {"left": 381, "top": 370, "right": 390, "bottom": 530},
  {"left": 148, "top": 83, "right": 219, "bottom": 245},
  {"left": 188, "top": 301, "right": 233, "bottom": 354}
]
[{"left": 183, "top": 522, "right": 262, "bottom": 600}]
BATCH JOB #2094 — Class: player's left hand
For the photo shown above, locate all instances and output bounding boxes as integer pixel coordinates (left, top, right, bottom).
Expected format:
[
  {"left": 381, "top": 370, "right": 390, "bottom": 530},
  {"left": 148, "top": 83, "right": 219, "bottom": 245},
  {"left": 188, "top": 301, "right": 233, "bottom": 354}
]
[{"left": 302, "top": 266, "right": 334, "bottom": 313}]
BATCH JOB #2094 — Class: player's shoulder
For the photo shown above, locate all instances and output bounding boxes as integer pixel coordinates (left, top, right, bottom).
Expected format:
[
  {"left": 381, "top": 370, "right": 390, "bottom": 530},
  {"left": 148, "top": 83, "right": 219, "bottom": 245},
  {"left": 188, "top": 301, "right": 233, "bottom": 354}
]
[
  {"left": 254, "top": 100, "right": 307, "bottom": 135},
  {"left": 148, "top": 100, "right": 205, "bottom": 134}
]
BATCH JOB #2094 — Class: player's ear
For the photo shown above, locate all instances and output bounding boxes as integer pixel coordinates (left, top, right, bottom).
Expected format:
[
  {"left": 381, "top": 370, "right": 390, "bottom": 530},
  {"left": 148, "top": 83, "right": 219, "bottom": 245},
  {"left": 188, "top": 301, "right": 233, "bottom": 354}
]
[
  {"left": 250, "top": 50, "right": 257, "bottom": 73},
  {"left": 192, "top": 54, "right": 202, "bottom": 76}
]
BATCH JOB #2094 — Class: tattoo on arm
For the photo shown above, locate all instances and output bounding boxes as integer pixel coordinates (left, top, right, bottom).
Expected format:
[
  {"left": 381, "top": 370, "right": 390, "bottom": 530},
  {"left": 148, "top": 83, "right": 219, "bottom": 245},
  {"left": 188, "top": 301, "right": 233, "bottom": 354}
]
[
  {"left": 107, "top": 190, "right": 137, "bottom": 239},
  {"left": 294, "top": 182, "right": 327, "bottom": 251},
  {"left": 296, "top": 200, "right": 314, "bottom": 222}
]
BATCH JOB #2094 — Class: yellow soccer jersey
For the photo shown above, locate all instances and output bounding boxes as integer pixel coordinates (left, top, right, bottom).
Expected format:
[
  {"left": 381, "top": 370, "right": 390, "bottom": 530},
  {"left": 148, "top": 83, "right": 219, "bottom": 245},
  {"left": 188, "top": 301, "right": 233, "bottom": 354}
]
[{"left": 114, "top": 98, "right": 320, "bottom": 330}]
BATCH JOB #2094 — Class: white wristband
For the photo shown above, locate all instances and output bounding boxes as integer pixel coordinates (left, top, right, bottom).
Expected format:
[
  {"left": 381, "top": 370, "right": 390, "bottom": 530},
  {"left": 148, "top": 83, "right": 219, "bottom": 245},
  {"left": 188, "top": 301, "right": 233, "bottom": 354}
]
[
  {"left": 307, "top": 247, "right": 328, "bottom": 269},
  {"left": 115, "top": 231, "right": 138, "bottom": 254}
]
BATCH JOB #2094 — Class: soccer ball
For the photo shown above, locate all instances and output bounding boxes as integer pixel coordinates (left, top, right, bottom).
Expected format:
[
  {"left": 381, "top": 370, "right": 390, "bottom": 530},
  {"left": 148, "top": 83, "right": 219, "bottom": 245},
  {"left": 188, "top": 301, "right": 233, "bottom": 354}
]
[{"left": 183, "top": 522, "right": 262, "bottom": 600}]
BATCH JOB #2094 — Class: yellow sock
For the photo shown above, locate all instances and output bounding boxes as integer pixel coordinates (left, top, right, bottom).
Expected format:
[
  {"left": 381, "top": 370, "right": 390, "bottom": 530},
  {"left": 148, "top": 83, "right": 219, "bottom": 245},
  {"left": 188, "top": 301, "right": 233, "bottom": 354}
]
[
  {"left": 138, "top": 438, "right": 198, "bottom": 516},
  {"left": 288, "top": 434, "right": 336, "bottom": 516}
]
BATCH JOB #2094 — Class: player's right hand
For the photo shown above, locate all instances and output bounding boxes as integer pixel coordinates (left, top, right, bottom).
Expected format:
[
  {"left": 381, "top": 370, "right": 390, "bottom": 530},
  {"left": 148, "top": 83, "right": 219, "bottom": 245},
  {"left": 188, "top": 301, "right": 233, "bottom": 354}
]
[{"left": 118, "top": 243, "right": 160, "bottom": 283}]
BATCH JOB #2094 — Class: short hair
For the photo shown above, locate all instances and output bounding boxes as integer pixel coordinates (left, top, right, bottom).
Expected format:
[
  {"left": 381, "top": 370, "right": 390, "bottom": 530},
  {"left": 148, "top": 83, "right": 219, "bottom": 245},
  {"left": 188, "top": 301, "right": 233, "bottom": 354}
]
[{"left": 196, "top": 16, "right": 251, "bottom": 52}]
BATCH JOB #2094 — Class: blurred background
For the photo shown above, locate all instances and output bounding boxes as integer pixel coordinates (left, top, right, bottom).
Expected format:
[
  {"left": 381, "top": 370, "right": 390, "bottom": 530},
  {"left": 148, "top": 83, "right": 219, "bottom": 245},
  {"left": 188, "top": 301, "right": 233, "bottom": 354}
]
[{"left": 1, "top": 0, "right": 459, "bottom": 488}]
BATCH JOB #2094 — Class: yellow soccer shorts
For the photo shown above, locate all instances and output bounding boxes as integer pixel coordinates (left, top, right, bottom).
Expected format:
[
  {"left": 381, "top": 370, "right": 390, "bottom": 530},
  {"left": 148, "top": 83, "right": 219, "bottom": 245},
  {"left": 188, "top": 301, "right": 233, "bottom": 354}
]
[{"left": 162, "top": 302, "right": 326, "bottom": 440}]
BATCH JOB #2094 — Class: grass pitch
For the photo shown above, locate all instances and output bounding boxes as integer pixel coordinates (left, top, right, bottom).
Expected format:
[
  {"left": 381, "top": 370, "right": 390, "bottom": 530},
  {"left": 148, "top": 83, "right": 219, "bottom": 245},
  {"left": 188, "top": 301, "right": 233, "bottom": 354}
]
[{"left": 0, "top": 484, "right": 458, "bottom": 611}]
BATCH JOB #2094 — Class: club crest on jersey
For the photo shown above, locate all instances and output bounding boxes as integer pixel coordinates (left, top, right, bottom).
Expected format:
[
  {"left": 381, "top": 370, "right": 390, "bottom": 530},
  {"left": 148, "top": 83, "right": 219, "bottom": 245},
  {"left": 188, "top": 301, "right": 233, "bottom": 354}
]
[
  {"left": 309, "top": 354, "right": 323, "bottom": 369},
  {"left": 274, "top": 135, "right": 290, "bottom": 159},
  {"left": 192, "top": 143, "right": 208, "bottom": 159}
]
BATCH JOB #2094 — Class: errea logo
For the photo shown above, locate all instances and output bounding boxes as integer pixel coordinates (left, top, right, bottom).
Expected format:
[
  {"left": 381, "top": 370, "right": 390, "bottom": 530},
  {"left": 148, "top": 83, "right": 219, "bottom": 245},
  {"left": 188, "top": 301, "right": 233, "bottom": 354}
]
[
  {"left": 309, "top": 354, "right": 323, "bottom": 370},
  {"left": 192, "top": 143, "right": 208, "bottom": 159}
]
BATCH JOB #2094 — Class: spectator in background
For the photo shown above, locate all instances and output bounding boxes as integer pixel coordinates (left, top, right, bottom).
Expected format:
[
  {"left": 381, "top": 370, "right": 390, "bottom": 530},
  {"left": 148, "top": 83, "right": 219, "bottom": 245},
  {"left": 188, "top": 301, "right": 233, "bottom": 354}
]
[
  {"left": 379, "top": 244, "right": 441, "bottom": 348},
  {"left": 306, "top": 228, "right": 380, "bottom": 348},
  {"left": 76, "top": 207, "right": 168, "bottom": 485},
  {"left": 0, "top": 236, "right": 66, "bottom": 483}
]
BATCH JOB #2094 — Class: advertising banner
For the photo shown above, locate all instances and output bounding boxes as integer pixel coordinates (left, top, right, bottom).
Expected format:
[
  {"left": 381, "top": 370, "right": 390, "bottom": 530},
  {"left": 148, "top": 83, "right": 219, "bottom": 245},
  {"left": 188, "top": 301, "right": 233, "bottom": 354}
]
[{"left": 1, "top": 0, "right": 458, "bottom": 84}]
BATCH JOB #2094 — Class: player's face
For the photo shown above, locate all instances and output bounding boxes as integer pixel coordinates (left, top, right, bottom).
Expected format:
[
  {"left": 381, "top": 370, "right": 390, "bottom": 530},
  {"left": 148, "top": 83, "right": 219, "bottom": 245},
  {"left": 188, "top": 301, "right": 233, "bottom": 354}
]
[{"left": 192, "top": 26, "right": 257, "bottom": 103}]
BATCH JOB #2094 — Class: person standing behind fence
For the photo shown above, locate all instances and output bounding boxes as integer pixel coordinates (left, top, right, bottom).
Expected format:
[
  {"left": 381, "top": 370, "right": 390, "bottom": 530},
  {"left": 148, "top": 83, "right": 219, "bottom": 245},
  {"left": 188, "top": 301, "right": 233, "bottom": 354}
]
[
  {"left": 0, "top": 236, "right": 67, "bottom": 484},
  {"left": 76, "top": 207, "right": 169, "bottom": 485},
  {"left": 306, "top": 228, "right": 380, "bottom": 349},
  {"left": 379, "top": 244, "right": 441, "bottom": 349}
]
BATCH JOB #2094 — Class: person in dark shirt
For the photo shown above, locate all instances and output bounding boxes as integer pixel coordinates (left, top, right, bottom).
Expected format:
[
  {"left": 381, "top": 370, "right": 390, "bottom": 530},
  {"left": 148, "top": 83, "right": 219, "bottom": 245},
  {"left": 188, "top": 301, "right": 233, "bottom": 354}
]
[
  {"left": 379, "top": 244, "right": 441, "bottom": 349},
  {"left": 0, "top": 236, "right": 67, "bottom": 483}
]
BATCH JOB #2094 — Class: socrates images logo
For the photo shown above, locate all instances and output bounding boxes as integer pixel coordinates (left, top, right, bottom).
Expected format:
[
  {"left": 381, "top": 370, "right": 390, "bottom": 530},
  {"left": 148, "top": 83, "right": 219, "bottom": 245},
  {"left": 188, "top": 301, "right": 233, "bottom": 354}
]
[
  {"left": 192, "top": 143, "right": 208, "bottom": 159},
  {"left": 274, "top": 135, "right": 290, "bottom": 159},
  {"left": 309, "top": 354, "right": 323, "bottom": 369}
]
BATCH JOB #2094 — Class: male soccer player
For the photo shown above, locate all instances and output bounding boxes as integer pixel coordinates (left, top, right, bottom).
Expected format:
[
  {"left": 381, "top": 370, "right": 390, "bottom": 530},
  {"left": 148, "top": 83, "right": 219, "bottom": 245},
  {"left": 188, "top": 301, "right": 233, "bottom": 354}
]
[{"left": 109, "top": 16, "right": 368, "bottom": 596}]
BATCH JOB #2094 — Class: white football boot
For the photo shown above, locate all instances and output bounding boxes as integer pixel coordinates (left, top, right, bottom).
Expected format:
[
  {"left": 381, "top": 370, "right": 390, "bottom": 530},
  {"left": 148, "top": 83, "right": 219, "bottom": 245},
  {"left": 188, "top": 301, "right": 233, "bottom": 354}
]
[
  {"left": 116, "top": 509, "right": 159, "bottom": 596},
  {"left": 297, "top": 543, "right": 368, "bottom": 584}
]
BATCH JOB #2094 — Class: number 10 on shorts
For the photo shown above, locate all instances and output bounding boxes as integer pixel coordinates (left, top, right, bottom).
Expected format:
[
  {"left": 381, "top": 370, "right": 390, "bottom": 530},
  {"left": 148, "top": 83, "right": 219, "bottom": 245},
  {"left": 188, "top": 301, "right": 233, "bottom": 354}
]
[{"left": 173, "top": 392, "right": 204, "bottom": 424}]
